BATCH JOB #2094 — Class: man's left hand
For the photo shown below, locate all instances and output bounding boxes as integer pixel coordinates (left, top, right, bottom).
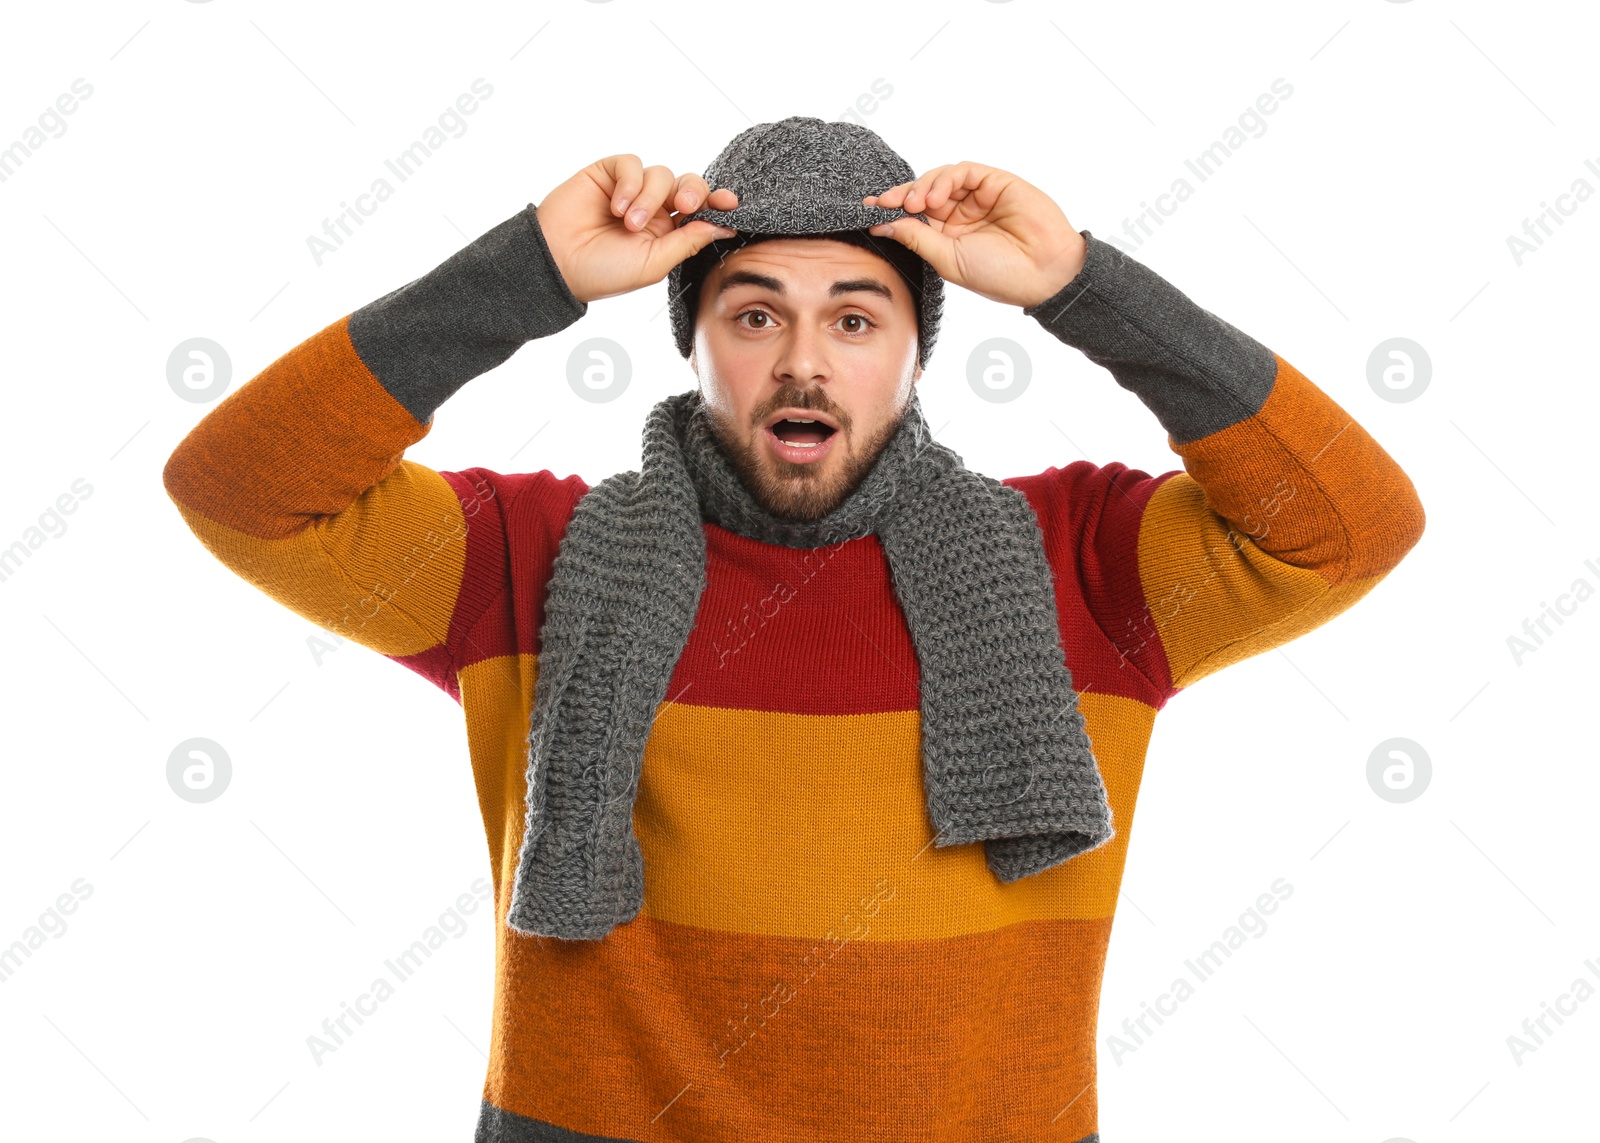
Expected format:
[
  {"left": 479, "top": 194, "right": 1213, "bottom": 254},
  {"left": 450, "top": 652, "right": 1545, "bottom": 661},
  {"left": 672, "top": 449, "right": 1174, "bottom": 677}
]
[{"left": 864, "top": 163, "right": 1087, "bottom": 310}]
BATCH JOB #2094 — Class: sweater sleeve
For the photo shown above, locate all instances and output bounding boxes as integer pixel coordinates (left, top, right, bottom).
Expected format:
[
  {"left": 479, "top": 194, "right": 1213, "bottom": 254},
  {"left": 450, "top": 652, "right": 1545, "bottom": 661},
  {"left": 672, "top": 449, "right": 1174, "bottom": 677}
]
[
  {"left": 1005, "top": 229, "right": 1426, "bottom": 699},
  {"left": 161, "top": 203, "right": 591, "bottom": 701}
]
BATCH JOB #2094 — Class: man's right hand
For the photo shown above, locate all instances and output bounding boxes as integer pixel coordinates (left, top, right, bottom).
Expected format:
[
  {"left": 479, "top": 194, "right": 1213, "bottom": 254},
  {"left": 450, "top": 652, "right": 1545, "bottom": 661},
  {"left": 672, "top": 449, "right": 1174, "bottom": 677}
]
[{"left": 536, "top": 154, "right": 740, "bottom": 305}]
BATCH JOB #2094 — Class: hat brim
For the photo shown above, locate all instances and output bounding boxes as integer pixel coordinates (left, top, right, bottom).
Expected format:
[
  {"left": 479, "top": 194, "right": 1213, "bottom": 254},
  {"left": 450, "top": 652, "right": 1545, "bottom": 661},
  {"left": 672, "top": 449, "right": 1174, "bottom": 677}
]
[{"left": 677, "top": 196, "right": 927, "bottom": 235}]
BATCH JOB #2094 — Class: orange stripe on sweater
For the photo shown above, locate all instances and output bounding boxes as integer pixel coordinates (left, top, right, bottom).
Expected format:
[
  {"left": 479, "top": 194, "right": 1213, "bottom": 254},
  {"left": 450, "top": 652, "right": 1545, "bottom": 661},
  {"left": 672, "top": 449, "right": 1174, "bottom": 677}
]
[
  {"left": 486, "top": 910, "right": 1110, "bottom": 1142},
  {"left": 162, "top": 317, "right": 473, "bottom": 656},
  {"left": 1137, "top": 354, "right": 1426, "bottom": 691},
  {"left": 1164, "top": 354, "right": 1425, "bottom": 584},
  {"left": 162, "top": 318, "right": 429, "bottom": 540}
]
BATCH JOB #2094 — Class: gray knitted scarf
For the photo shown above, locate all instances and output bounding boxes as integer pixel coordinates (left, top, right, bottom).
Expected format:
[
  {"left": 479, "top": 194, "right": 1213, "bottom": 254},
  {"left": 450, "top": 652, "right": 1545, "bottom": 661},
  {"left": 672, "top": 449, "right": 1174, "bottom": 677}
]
[{"left": 505, "top": 388, "right": 1115, "bottom": 941}]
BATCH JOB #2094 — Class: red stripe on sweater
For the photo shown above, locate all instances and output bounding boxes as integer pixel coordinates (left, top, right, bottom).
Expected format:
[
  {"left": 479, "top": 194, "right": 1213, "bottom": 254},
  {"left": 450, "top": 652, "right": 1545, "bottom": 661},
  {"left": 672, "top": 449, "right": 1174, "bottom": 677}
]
[{"left": 1006, "top": 462, "right": 1178, "bottom": 705}]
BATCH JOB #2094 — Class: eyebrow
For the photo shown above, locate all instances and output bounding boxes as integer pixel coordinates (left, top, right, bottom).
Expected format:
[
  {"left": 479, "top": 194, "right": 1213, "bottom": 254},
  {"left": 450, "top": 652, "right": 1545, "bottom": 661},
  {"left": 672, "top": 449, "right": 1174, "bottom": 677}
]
[{"left": 713, "top": 269, "right": 895, "bottom": 303}]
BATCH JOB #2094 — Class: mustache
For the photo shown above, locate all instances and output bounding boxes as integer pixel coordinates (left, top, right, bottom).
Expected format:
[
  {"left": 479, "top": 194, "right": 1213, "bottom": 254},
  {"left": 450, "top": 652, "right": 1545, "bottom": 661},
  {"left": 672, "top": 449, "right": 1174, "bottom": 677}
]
[{"left": 752, "top": 387, "right": 849, "bottom": 430}]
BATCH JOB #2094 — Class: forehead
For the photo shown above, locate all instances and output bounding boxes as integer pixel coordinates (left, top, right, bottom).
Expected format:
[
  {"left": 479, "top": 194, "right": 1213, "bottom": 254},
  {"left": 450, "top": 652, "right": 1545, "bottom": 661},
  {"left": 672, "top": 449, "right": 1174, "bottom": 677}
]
[{"left": 705, "top": 237, "right": 901, "bottom": 291}]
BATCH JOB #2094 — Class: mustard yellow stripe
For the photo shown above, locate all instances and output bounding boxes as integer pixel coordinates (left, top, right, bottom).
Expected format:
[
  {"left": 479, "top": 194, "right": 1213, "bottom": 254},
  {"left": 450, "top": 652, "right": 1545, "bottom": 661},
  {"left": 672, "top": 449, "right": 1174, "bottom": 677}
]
[
  {"left": 1137, "top": 474, "right": 1389, "bottom": 691},
  {"left": 631, "top": 691, "right": 1155, "bottom": 938},
  {"left": 458, "top": 652, "right": 540, "bottom": 889},
  {"left": 460, "top": 656, "right": 1157, "bottom": 940},
  {"left": 172, "top": 458, "right": 466, "bottom": 656}
]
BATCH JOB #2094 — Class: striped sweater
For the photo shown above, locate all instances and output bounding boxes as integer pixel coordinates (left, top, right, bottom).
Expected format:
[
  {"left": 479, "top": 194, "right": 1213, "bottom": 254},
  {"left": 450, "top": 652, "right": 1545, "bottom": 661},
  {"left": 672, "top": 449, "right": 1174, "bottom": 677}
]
[{"left": 162, "top": 203, "right": 1425, "bottom": 1142}]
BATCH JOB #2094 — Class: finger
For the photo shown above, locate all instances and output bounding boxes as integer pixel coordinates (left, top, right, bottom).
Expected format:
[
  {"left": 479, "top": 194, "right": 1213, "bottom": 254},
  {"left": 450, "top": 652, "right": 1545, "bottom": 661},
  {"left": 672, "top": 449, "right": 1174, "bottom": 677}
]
[
  {"left": 668, "top": 175, "right": 740, "bottom": 217},
  {"left": 624, "top": 164, "right": 678, "bottom": 230},
  {"left": 868, "top": 170, "right": 964, "bottom": 223},
  {"left": 670, "top": 172, "right": 710, "bottom": 216},
  {"left": 876, "top": 168, "right": 947, "bottom": 214},
  {"left": 913, "top": 163, "right": 988, "bottom": 213},
  {"left": 675, "top": 184, "right": 740, "bottom": 217},
  {"left": 864, "top": 180, "right": 905, "bottom": 207},
  {"left": 681, "top": 185, "right": 742, "bottom": 214},
  {"left": 866, "top": 216, "right": 957, "bottom": 282},
  {"left": 601, "top": 153, "right": 645, "bottom": 217},
  {"left": 922, "top": 168, "right": 964, "bottom": 212},
  {"left": 904, "top": 171, "right": 946, "bottom": 214},
  {"left": 645, "top": 218, "right": 738, "bottom": 280},
  {"left": 868, "top": 169, "right": 939, "bottom": 210}
]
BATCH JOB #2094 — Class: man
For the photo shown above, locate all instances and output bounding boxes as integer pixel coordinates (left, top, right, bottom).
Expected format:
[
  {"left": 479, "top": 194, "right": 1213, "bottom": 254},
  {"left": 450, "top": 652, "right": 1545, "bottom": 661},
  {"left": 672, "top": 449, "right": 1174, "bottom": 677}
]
[{"left": 163, "top": 116, "right": 1425, "bottom": 1142}]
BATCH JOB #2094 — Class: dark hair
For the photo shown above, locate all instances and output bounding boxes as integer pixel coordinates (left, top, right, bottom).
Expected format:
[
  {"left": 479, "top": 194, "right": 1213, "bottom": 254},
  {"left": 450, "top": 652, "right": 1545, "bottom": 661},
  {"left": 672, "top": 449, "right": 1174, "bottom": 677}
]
[{"left": 677, "top": 228, "right": 928, "bottom": 355}]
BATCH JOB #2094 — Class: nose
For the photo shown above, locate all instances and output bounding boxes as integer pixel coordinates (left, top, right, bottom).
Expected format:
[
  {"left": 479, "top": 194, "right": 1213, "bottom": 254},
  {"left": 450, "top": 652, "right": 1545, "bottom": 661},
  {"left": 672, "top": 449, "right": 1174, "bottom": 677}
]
[{"left": 772, "top": 317, "right": 831, "bottom": 387}]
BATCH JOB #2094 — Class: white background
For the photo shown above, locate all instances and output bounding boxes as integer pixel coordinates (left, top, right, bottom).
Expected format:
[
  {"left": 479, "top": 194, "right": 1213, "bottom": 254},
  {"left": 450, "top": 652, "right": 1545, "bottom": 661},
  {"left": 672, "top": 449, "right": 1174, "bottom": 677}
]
[{"left": 1, "top": 1, "right": 1596, "bottom": 1140}]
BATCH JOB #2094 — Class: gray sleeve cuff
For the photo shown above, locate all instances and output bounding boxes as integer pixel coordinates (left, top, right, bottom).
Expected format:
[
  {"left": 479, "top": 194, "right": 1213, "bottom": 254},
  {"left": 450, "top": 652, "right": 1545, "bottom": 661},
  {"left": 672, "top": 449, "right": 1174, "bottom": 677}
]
[
  {"left": 1022, "top": 229, "right": 1279, "bottom": 446},
  {"left": 346, "top": 202, "right": 588, "bottom": 425}
]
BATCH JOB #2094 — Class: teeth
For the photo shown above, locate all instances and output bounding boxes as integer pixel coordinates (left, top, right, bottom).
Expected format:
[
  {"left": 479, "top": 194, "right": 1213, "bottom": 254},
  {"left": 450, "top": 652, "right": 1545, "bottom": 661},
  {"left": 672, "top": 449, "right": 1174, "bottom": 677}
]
[{"left": 777, "top": 438, "right": 820, "bottom": 448}]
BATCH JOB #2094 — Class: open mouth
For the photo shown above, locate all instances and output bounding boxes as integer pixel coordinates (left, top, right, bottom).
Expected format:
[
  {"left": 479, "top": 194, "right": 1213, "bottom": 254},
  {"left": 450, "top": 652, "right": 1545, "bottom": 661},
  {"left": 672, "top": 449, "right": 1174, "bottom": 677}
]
[{"left": 768, "top": 417, "right": 838, "bottom": 448}]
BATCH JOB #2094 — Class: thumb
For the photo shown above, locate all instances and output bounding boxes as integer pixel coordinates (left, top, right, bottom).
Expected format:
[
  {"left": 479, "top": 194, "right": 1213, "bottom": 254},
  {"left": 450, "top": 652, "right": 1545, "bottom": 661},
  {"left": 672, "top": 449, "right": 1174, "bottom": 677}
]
[
  {"left": 870, "top": 217, "right": 956, "bottom": 280},
  {"left": 648, "top": 218, "right": 737, "bottom": 282}
]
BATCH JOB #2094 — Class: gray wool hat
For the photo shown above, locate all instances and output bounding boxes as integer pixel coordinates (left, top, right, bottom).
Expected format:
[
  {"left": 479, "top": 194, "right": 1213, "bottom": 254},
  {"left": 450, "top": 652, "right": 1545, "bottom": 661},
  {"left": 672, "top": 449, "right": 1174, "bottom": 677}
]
[{"left": 667, "top": 115, "right": 946, "bottom": 369}]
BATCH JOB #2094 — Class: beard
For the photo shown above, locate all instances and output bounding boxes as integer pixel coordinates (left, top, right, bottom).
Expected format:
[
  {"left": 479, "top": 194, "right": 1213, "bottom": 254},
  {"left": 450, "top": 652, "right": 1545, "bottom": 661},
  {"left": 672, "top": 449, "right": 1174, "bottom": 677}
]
[{"left": 703, "top": 387, "right": 908, "bottom": 523}]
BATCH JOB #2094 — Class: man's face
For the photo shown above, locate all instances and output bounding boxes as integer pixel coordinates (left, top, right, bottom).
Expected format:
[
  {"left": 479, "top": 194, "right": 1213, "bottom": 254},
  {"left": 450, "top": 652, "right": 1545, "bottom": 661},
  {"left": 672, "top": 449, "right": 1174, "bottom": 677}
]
[{"left": 689, "top": 236, "right": 923, "bottom": 522}]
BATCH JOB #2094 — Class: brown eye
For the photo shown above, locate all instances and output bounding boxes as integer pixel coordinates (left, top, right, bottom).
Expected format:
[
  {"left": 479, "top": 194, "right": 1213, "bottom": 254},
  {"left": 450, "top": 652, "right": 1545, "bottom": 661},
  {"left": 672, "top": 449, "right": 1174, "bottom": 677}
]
[
  {"left": 737, "top": 310, "right": 770, "bottom": 329},
  {"left": 839, "top": 313, "right": 876, "bottom": 336}
]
